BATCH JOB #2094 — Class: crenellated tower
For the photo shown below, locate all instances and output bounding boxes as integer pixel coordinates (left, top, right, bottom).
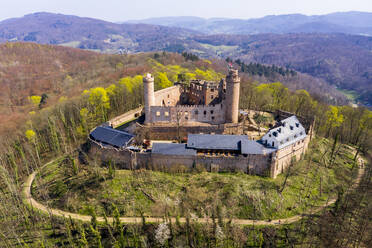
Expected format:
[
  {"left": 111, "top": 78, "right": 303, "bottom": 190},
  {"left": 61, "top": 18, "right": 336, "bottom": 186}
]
[
  {"left": 225, "top": 69, "right": 240, "bottom": 123},
  {"left": 143, "top": 73, "right": 155, "bottom": 124}
]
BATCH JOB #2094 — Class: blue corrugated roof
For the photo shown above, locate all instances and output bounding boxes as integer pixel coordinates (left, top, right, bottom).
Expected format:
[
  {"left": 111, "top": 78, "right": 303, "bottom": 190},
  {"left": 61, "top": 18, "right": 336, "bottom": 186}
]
[
  {"left": 152, "top": 143, "right": 197, "bottom": 156},
  {"left": 90, "top": 126, "right": 134, "bottom": 148},
  {"left": 187, "top": 134, "right": 249, "bottom": 150}
]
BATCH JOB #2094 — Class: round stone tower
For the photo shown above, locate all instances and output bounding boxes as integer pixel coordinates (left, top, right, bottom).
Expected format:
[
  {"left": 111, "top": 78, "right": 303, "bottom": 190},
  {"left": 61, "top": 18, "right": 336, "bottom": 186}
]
[
  {"left": 225, "top": 69, "right": 240, "bottom": 123},
  {"left": 143, "top": 73, "right": 155, "bottom": 124}
]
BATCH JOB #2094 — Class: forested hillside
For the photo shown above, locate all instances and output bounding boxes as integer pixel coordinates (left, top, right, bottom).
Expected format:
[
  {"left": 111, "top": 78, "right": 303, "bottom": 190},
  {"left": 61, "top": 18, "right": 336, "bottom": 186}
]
[
  {"left": 0, "top": 43, "right": 349, "bottom": 138},
  {"left": 0, "top": 12, "right": 197, "bottom": 53},
  {"left": 194, "top": 33, "right": 372, "bottom": 106},
  {"left": 1, "top": 13, "right": 371, "bottom": 106}
]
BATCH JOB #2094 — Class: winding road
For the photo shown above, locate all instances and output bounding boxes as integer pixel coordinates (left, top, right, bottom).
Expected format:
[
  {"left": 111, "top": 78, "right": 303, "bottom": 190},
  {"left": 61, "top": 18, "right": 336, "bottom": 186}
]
[{"left": 22, "top": 158, "right": 366, "bottom": 226}]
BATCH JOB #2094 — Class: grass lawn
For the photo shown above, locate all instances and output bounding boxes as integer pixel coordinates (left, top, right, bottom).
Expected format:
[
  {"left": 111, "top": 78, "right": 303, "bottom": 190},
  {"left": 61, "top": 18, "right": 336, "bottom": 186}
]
[
  {"left": 199, "top": 43, "right": 239, "bottom": 56},
  {"left": 33, "top": 138, "right": 358, "bottom": 220},
  {"left": 337, "top": 88, "right": 360, "bottom": 102}
]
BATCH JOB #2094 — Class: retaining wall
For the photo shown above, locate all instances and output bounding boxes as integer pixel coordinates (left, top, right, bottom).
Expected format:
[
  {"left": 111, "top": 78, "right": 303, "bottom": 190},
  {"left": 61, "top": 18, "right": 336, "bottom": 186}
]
[{"left": 109, "top": 107, "right": 143, "bottom": 128}]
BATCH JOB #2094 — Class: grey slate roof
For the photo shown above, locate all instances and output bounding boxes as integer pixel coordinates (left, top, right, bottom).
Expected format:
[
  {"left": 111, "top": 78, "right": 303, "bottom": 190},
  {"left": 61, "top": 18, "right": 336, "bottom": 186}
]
[
  {"left": 187, "top": 134, "right": 249, "bottom": 151},
  {"left": 152, "top": 143, "right": 197, "bottom": 156},
  {"left": 89, "top": 126, "right": 134, "bottom": 148},
  {"left": 261, "top": 115, "right": 307, "bottom": 149},
  {"left": 241, "top": 140, "right": 276, "bottom": 155}
]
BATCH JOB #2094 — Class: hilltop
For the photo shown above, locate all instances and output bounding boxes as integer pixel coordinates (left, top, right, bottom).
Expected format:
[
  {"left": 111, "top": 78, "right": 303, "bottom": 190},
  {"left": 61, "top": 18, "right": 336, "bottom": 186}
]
[{"left": 0, "top": 43, "right": 370, "bottom": 248}]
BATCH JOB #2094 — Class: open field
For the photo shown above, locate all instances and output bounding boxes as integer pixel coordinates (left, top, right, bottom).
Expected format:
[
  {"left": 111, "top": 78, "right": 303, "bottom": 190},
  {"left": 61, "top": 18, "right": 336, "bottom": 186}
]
[
  {"left": 32, "top": 138, "right": 358, "bottom": 221},
  {"left": 337, "top": 88, "right": 360, "bottom": 102}
]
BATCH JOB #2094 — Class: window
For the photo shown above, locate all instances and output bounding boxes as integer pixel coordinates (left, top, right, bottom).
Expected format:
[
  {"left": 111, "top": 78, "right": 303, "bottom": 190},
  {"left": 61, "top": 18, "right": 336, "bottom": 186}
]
[
  {"left": 195, "top": 110, "right": 199, "bottom": 115},
  {"left": 167, "top": 94, "right": 170, "bottom": 98},
  {"left": 185, "top": 111, "right": 188, "bottom": 116},
  {"left": 211, "top": 89, "right": 215, "bottom": 92},
  {"left": 156, "top": 111, "right": 160, "bottom": 117},
  {"left": 165, "top": 111, "right": 169, "bottom": 117},
  {"left": 211, "top": 116, "right": 215, "bottom": 120},
  {"left": 210, "top": 110, "right": 214, "bottom": 114},
  {"left": 211, "top": 95, "right": 214, "bottom": 99},
  {"left": 272, "top": 141, "right": 275, "bottom": 147},
  {"left": 204, "top": 110, "right": 207, "bottom": 115}
]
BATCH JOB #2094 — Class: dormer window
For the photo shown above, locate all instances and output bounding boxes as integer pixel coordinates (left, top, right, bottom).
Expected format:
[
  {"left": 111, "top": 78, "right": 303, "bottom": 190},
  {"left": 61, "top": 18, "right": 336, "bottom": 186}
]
[{"left": 290, "top": 126, "right": 294, "bottom": 130}]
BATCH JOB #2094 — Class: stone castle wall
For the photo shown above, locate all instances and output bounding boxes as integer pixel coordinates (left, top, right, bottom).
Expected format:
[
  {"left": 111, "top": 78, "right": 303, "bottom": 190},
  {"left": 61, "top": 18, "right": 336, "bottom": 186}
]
[
  {"left": 270, "top": 135, "right": 310, "bottom": 178},
  {"left": 153, "top": 85, "right": 182, "bottom": 106},
  {"left": 138, "top": 122, "right": 243, "bottom": 140},
  {"left": 89, "top": 140, "right": 273, "bottom": 177},
  {"left": 89, "top": 131, "right": 310, "bottom": 179},
  {"left": 108, "top": 107, "right": 143, "bottom": 128},
  {"left": 149, "top": 104, "right": 226, "bottom": 124}
]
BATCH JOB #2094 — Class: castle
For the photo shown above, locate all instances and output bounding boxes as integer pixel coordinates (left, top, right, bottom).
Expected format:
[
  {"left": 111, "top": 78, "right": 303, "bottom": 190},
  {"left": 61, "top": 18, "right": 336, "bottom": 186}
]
[
  {"left": 88, "top": 69, "right": 312, "bottom": 178},
  {"left": 143, "top": 68, "right": 240, "bottom": 126}
]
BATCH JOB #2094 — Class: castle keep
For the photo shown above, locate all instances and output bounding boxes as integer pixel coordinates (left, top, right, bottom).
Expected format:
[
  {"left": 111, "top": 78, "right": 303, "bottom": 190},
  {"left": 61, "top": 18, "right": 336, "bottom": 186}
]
[
  {"left": 143, "top": 69, "right": 240, "bottom": 125},
  {"left": 89, "top": 70, "right": 312, "bottom": 178}
]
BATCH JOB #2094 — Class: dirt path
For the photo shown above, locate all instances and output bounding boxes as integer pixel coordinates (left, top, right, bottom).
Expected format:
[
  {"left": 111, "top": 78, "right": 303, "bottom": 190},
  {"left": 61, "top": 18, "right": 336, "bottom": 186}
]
[{"left": 22, "top": 159, "right": 366, "bottom": 226}]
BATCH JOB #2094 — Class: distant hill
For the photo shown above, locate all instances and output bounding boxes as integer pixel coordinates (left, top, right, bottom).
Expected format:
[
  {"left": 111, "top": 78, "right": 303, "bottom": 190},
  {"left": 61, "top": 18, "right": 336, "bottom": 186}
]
[
  {"left": 127, "top": 12, "right": 372, "bottom": 36},
  {"left": 0, "top": 12, "right": 198, "bottom": 53}
]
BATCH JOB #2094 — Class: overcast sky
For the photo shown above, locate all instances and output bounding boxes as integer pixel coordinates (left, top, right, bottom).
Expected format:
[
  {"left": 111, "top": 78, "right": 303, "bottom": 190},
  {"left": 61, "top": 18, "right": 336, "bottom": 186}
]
[{"left": 1, "top": 0, "right": 371, "bottom": 22}]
